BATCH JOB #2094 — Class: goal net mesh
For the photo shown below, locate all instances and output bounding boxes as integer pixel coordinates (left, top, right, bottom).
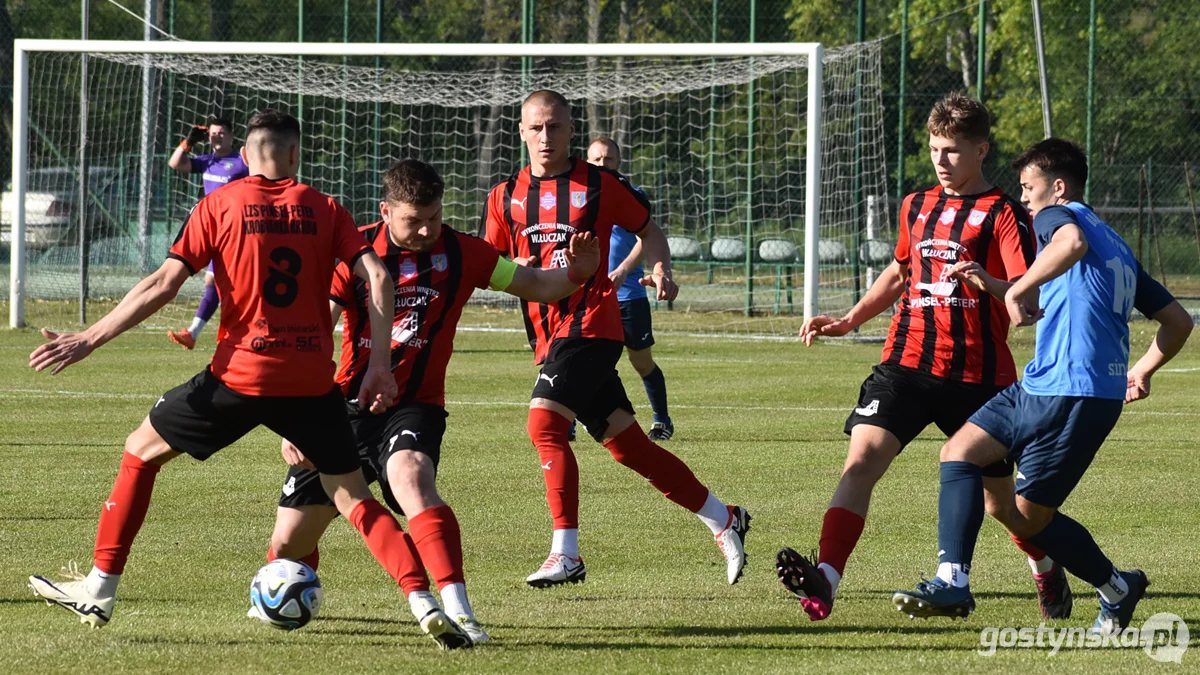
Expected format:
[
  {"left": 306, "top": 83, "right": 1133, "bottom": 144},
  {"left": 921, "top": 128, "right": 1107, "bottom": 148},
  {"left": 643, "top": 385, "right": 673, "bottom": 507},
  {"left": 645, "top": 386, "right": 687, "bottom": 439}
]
[{"left": 6, "top": 44, "right": 891, "bottom": 336}]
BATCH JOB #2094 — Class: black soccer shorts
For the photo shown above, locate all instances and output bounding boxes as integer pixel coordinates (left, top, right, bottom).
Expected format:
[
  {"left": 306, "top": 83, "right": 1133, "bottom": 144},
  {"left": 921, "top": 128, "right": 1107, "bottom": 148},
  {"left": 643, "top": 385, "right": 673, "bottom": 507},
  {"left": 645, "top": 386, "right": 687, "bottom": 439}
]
[
  {"left": 619, "top": 297, "right": 656, "bottom": 351},
  {"left": 843, "top": 363, "right": 1012, "bottom": 477},
  {"left": 531, "top": 337, "right": 634, "bottom": 442},
  {"left": 149, "top": 368, "right": 359, "bottom": 475},
  {"left": 277, "top": 402, "right": 448, "bottom": 515}
]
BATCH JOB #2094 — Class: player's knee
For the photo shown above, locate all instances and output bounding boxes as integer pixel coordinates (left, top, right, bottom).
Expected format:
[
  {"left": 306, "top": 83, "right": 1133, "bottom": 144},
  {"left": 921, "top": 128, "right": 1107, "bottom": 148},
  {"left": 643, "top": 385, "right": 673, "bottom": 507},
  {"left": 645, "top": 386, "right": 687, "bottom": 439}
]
[
  {"left": 840, "top": 456, "right": 887, "bottom": 488},
  {"left": 1013, "top": 498, "right": 1055, "bottom": 536},
  {"left": 124, "top": 418, "right": 176, "bottom": 465},
  {"left": 527, "top": 405, "right": 572, "bottom": 442},
  {"left": 385, "top": 452, "right": 441, "bottom": 508},
  {"left": 271, "top": 531, "right": 316, "bottom": 560},
  {"left": 627, "top": 348, "right": 655, "bottom": 376}
]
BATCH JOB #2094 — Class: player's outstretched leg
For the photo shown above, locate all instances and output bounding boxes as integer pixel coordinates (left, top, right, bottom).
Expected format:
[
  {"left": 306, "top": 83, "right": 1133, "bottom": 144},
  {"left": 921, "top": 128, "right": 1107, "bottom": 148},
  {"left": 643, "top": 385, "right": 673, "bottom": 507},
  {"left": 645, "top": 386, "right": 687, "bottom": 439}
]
[
  {"left": 525, "top": 406, "right": 586, "bottom": 588},
  {"left": 601, "top": 412, "right": 749, "bottom": 584},
  {"left": 321, "top": 471, "right": 472, "bottom": 650},
  {"left": 29, "top": 418, "right": 175, "bottom": 628}
]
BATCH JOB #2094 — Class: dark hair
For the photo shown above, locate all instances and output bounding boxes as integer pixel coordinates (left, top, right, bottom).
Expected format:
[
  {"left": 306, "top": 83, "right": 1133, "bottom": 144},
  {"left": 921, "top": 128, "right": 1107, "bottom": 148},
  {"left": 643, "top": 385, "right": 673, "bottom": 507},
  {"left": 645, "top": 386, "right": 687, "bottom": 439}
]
[
  {"left": 523, "top": 89, "right": 571, "bottom": 113},
  {"left": 1010, "top": 137, "right": 1088, "bottom": 191},
  {"left": 207, "top": 115, "right": 234, "bottom": 130},
  {"left": 246, "top": 109, "right": 300, "bottom": 142},
  {"left": 927, "top": 93, "right": 991, "bottom": 143},
  {"left": 383, "top": 159, "right": 444, "bottom": 206},
  {"left": 589, "top": 136, "right": 620, "bottom": 159}
]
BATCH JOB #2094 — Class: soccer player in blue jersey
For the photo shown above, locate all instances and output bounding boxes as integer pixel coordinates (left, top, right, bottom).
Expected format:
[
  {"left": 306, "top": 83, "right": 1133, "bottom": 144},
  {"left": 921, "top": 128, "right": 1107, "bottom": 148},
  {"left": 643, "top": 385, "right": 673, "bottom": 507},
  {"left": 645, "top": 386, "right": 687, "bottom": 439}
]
[
  {"left": 893, "top": 138, "right": 1193, "bottom": 634},
  {"left": 166, "top": 116, "right": 250, "bottom": 349},
  {"left": 586, "top": 137, "right": 674, "bottom": 440}
]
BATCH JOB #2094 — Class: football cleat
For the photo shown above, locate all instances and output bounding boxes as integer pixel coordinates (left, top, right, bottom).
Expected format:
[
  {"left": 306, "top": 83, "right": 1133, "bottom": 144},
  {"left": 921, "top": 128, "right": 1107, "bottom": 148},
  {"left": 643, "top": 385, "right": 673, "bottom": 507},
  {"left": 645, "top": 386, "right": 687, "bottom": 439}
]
[
  {"left": 168, "top": 329, "right": 196, "bottom": 350},
  {"left": 526, "top": 553, "right": 586, "bottom": 588},
  {"left": 1033, "top": 563, "right": 1073, "bottom": 619},
  {"left": 419, "top": 609, "right": 474, "bottom": 650},
  {"left": 892, "top": 577, "right": 976, "bottom": 620},
  {"left": 648, "top": 420, "right": 674, "bottom": 441},
  {"left": 29, "top": 576, "right": 115, "bottom": 628},
  {"left": 715, "top": 506, "right": 751, "bottom": 584},
  {"left": 1090, "top": 569, "right": 1150, "bottom": 637},
  {"left": 457, "top": 615, "right": 491, "bottom": 644},
  {"left": 776, "top": 548, "right": 834, "bottom": 621}
]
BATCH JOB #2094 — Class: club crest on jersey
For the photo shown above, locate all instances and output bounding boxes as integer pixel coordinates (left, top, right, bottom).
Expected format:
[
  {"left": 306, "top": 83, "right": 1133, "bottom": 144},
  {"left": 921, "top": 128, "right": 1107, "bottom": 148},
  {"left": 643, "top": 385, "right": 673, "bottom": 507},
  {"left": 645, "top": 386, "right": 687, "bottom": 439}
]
[
  {"left": 431, "top": 254, "right": 448, "bottom": 272},
  {"left": 939, "top": 206, "right": 957, "bottom": 225},
  {"left": 967, "top": 209, "right": 988, "bottom": 226},
  {"left": 540, "top": 192, "right": 557, "bottom": 210},
  {"left": 399, "top": 258, "right": 418, "bottom": 279},
  {"left": 571, "top": 191, "right": 587, "bottom": 208}
]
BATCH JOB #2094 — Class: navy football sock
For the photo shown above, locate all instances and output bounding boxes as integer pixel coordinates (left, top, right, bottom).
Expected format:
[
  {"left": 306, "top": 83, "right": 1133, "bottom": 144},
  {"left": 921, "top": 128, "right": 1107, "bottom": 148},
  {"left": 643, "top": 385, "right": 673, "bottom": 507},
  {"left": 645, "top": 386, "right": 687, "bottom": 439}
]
[
  {"left": 1027, "top": 512, "right": 1115, "bottom": 588},
  {"left": 937, "top": 461, "right": 985, "bottom": 568},
  {"left": 641, "top": 366, "right": 670, "bottom": 423}
]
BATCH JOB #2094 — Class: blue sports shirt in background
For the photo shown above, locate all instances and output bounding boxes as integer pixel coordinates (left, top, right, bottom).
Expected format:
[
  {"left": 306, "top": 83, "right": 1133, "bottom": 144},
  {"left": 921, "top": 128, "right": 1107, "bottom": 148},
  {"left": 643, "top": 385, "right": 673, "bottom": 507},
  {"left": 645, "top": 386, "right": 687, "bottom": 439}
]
[
  {"left": 609, "top": 186, "right": 649, "bottom": 302},
  {"left": 1021, "top": 201, "right": 1173, "bottom": 399}
]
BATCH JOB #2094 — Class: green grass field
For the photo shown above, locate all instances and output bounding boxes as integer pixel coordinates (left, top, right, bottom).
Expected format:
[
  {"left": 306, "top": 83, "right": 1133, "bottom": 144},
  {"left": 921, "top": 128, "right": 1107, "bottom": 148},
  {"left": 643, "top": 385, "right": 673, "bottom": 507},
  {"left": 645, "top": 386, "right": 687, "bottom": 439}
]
[{"left": 1, "top": 318, "right": 1197, "bottom": 673}]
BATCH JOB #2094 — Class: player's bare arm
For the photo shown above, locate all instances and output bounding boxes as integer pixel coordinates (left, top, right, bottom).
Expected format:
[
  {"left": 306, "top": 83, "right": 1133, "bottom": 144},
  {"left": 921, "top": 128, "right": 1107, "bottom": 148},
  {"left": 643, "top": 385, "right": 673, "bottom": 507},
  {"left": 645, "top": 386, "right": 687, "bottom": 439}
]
[
  {"left": 610, "top": 237, "right": 644, "bottom": 287},
  {"left": 168, "top": 125, "right": 208, "bottom": 173},
  {"left": 1125, "top": 300, "right": 1194, "bottom": 403},
  {"left": 800, "top": 259, "right": 906, "bottom": 346},
  {"left": 30, "top": 258, "right": 192, "bottom": 374},
  {"left": 1004, "top": 223, "right": 1087, "bottom": 326},
  {"left": 504, "top": 232, "right": 600, "bottom": 303},
  {"left": 633, "top": 220, "right": 678, "bottom": 301},
  {"left": 351, "top": 251, "right": 399, "bottom": 413}
]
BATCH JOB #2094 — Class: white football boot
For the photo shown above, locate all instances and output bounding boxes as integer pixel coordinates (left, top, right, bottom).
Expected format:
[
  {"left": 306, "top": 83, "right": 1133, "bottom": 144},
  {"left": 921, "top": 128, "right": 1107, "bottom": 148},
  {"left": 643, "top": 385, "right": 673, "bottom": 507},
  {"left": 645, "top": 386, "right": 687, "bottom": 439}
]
[
  {"left": 29, "top": 575, "right": 115, "bottom": 628},
  {"left": 715, "top": 506, "right": 752, "bottom": 584},
  {"left": 525, "top": 553, "right": 587, "bottom": 588},
  {"left": 456, "top": 615, "right": 491, "bottom": 643},
  {"left": 409, "top": 590, "right": 473, "bottom": 650}
]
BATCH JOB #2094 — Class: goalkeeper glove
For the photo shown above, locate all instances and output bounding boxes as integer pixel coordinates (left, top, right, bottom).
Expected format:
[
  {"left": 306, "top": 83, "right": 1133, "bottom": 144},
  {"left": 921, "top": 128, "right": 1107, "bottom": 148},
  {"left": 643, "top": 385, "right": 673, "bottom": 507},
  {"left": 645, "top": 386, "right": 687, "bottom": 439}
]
[{"left": 179, "top": 125, "right": 208, "bottom": 152}]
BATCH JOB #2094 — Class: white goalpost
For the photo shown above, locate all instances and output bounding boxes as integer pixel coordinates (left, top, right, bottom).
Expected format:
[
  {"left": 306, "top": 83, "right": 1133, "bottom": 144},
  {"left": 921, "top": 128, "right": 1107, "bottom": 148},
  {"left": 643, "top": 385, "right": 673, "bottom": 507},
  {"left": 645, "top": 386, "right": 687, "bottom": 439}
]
[{"left": 7, "top": 39, "right": 890, "bottom": 335}]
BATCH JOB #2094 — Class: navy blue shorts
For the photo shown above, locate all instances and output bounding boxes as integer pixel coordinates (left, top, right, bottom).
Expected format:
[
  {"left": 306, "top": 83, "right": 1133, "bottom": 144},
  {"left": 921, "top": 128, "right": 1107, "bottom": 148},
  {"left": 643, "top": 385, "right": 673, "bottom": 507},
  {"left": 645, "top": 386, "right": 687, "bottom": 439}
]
[
  {"left": 969, "top": 384, "right": 1123, "bottom": 508},
  {"left": 619, "top": 297, "right": 655, "bottom": 351}
]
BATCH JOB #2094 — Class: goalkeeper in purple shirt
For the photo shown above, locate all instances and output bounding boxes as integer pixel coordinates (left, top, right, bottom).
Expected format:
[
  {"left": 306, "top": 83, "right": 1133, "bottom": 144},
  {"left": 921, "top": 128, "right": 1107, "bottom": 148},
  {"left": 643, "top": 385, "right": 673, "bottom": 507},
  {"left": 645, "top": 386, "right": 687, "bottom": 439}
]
[
  {"left": 165, "top": 115, "right": 250, "bottom": 349},
  {"left": 585, "top": 137, "right": 674, "bottom": 441}
]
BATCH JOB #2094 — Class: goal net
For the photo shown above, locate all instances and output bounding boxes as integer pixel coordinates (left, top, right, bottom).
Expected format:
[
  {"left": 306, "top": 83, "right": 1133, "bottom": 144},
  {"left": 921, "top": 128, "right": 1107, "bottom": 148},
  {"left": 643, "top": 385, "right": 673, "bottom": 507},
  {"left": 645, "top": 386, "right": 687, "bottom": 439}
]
[{"left": 5, "top": 40, "right": 891, "bottom": 337}]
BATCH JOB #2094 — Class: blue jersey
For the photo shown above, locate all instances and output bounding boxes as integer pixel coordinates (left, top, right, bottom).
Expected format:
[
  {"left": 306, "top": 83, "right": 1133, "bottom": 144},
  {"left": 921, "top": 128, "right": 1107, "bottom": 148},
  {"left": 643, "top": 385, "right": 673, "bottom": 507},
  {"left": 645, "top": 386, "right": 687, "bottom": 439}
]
[
  {"left": 191, "top": 152, "right": 249, "bottom": 195},
  {"left": 609, "top": 186, "right": 648, "bottom": 302},
  {"left": 1021, "top": 202, "right": 1173, "bottom": 399}
]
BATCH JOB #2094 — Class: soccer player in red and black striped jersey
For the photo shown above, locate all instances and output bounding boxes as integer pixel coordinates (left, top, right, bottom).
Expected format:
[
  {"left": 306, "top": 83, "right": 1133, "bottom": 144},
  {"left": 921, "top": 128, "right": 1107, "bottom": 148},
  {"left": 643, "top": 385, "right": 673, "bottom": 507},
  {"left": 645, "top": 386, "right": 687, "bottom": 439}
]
[
  {"left": 482, "top": 90, "right": 750, "bottom": 588},
  {"left": 261, "top": 159, "right": 600, "bottom": 644},
  {"left": 777, "top": 94, "right": 1072, "bottom": 622},
  {"left": 26, "top": 112, "right": 474, "bottom": 648}
]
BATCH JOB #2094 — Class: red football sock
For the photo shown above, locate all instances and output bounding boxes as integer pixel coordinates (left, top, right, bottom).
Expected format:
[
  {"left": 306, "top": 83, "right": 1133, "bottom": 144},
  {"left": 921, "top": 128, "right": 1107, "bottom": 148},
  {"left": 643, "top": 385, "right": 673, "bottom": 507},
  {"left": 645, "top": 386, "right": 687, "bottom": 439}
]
[
  {"left": 527, "top": 408, "right": 580, "bottom": 529},
  {"left": 266, "top": 544, "right": 321, "bottom": 571},
  {"left": 818, "top": 507, "right": 866, "bottom": 577},
  {"left": 1010, "top": 533, "right": 1047, "bottom": 561},
  {"left": 93, "top": 452, "right": 161, "bottom": 575},
  {"left": 408, "top": 505, "right": 465, "bottom": 590},
  {"left": 348, "top": 499, "right": 429, "bottom": 595},
  {"left": 602, "top": 423, "right": 708, "bottom": 513}
]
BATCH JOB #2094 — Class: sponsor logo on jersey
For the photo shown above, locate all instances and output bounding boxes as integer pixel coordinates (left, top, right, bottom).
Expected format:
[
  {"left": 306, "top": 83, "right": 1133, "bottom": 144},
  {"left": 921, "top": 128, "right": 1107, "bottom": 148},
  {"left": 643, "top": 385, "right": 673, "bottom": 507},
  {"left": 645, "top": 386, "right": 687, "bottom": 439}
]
[
  {"left": 854, "top": 399, "right": 880, "bottom": 417},
  {"left": 571, "top": 191, "right": 587, "bottom": 208},
  {"left": 540, "top": 191, "right": 557, "bottom": 210},
  {"left": 282, "top": 476, "right": 296, "bottom": 496},
  {"left": 548, "top": 248, "right": 568, "bottom": 269},
  {"left": 511, "top": 196, "right": 528, "bottom": 211},
  {"left": 399, "top": 258, "right": 418, "bottom": 279},
  {"left": 392, "top": 311, "right": 420, "bottom": 347},
  {"left": 968, "top": 209, "right": 988, "bottom": 226},
  {"left": 939, "top": 206, "right": 957, "bottom": 225},
  {"left": 432, "top": 254, "right": 448, "bottom": 272}
]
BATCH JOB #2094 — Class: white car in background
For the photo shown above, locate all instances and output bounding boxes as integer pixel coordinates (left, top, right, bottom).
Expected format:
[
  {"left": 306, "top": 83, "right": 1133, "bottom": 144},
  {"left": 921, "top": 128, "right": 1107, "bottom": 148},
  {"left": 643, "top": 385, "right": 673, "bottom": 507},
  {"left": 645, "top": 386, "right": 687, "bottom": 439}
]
[{"left": 1, "top": 167, "right": 123, "bottom": 250}]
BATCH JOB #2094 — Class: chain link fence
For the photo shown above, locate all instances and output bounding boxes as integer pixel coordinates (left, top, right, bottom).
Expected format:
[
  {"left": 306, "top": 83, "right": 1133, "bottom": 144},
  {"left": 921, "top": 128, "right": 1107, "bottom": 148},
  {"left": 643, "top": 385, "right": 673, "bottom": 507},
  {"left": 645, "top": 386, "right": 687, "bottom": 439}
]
[{"left": 2, "top": 0, "right": 1197, "bottom": 330}]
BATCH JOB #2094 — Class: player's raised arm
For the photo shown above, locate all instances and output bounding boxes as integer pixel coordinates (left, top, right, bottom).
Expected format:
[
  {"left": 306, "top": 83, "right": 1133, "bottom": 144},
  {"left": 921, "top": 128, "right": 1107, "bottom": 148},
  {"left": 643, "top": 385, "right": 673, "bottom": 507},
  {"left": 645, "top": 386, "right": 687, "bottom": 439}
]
[
  {"left": 29, "top": 258, "right": 192, "bottom": 374},
  {"left": 497, "top": 232, "right": 600, "bottom": 302},
  {"left": 168, "top": 124, "right": 208, "bottom": 173}
]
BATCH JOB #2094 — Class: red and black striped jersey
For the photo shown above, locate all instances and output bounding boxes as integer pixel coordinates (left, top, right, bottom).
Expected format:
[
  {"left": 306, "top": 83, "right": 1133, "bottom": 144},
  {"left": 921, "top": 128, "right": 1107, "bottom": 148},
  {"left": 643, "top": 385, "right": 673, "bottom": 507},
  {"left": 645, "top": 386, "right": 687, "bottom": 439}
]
[
  {"left": 331, "top": 223, "right": 500, "bottom": 407},
  {"left": 881, "top": 185, "right": 1035, "bottom": 386},
  {"left": 481, "top": 158, "right": 650, "bottom": 364}
]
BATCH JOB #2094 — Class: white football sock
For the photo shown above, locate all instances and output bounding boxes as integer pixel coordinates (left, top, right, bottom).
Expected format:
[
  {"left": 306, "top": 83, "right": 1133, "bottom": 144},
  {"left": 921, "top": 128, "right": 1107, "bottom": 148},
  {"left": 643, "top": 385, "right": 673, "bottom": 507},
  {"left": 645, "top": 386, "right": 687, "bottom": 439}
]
[
  {"left": 695, "top": 493, "right": 730, "bottom": 535},
  {"left": 85, "top": 566, "right": 120, "bottom": 599},
  {"left": 188, "top": 317, "right": 207, "bottom": 338},
  {"left": 818, "top": 562, "right": 842, "bottom": 596},
  {"left": 440, "top": 582, "right": 473, "bottom": 621},
  {"left": 407, "top": 590, "right": 441, "bottom": 621},
  {"left": 936, "top": 562, "right": 970, "bottom": 589},
  {"left": 1098, "top": 570, "right": 1130, "bottom": 605},
  {"left": 1029, "top": 555, "right": 1056, "bottom": 575},
  {"left": 551, "top": 528, "right": 579, "bottom": 558}
]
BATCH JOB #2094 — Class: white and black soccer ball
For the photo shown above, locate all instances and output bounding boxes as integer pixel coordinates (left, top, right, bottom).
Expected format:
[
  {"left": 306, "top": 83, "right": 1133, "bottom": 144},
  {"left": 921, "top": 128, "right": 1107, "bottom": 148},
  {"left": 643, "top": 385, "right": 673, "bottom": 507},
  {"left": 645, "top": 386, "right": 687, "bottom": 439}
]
[{"left": 249, "top": 559, "right": 323, "bottom": 630}]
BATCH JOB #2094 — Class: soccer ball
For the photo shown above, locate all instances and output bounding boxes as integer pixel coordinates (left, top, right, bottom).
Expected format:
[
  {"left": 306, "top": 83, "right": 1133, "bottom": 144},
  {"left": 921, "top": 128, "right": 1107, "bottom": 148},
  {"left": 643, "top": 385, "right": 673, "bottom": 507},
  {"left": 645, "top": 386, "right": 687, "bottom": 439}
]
[{"left": 249, "top": 559, "right": 323, "bottom": 630}]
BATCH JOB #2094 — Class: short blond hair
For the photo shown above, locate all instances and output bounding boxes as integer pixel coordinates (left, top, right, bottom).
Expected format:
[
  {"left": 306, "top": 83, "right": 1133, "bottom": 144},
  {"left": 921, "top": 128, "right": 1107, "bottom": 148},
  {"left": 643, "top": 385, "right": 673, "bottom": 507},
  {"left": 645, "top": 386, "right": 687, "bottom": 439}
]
[{"left": 927, "top": 93, "right": 990, "bottom": 143}]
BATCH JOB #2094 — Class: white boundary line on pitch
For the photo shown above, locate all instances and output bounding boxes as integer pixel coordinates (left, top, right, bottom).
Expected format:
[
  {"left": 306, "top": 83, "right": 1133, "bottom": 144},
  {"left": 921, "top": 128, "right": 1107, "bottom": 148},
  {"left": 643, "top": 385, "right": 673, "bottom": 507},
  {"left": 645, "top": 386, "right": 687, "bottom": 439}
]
[{"left": 2, "top": 387, "right": 1199, "bottom": 416}]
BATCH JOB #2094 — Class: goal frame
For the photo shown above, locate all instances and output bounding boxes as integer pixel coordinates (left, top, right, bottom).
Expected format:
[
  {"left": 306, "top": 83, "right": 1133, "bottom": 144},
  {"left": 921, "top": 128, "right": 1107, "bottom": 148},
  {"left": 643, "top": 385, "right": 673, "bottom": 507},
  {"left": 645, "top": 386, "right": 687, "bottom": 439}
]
[{"left": 8, "top": 39, "right": 824, "bottom": 328}]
